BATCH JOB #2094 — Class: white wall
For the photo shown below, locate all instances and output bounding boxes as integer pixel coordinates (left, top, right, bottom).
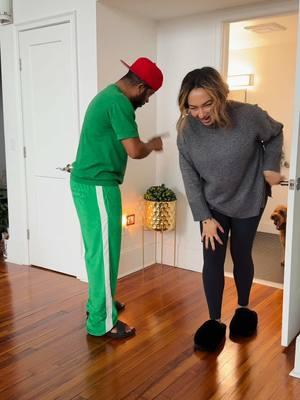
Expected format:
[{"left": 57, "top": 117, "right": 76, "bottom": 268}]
[
  {"left": 156, "top": 0, "right": 298, "bottom": 272},
  {"left": 97, "top": 3, "right": 158, "bottom": 276},
  {"left": 0, "top": 0, "right": 98, "bottom": 264},
  {"left": 229, "top": 42, "right": 297, "bottom": 233}
]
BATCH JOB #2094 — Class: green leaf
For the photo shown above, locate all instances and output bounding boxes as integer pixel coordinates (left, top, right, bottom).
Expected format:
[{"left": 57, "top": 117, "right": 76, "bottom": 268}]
[{"left": 144, "top": 183, "right": 176, "bottom": 201}]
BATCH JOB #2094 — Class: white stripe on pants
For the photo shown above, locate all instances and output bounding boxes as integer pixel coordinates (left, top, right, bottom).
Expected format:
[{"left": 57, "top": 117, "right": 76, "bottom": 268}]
[{"left": 96, "top": 187, "right": 113, "bottom": 331}]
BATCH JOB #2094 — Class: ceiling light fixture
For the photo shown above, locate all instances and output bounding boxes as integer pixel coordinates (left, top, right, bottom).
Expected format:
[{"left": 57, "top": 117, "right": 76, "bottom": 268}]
[{"left": 244, "top": 22, "right": 286, "bottom": 34}]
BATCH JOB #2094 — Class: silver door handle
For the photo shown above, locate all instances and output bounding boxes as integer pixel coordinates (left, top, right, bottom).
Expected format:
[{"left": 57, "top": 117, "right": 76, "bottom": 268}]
[
  {"left": 56, "top": 164, "right": 72, "bottom": 173},
  {"left": 280, "top": 179, "right": 300, "bottom": 190},
  {"left": 280, "top": 180, "right": 289, "bottom": 186}
]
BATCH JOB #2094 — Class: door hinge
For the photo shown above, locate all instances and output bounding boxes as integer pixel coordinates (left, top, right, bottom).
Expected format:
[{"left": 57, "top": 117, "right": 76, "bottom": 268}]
[
  {"left": 23, "top": 146, "right": 27, "bottom": 158},
  {"left": 289, "top": 178, "right": 300, "bottom": 191},
  {"left": 19, "top": 58, "right": 22, "bottom": 71},
  {"left": 27, "top": 229, "right": 30, "bottom": 240}
]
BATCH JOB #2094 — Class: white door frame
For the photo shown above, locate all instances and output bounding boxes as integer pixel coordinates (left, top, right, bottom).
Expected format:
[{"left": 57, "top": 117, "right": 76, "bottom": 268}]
[
  {"left": 218, "top": 1, "right": 299, "bottom": 344},
  {"left": 220, "top": 8, "right": 298, "bottom": 236},
  {"left": 15, "top": 12, "right": 82, "bottom": 277}
]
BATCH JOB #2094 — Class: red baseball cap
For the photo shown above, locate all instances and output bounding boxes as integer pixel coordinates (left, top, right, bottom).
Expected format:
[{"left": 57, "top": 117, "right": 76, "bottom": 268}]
[{"left": 121, "top": 57, "right": 163, "bottom": 91}]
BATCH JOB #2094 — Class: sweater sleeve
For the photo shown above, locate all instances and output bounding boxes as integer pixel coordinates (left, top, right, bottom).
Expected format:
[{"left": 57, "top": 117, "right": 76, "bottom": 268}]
[
  {"left": 254, "top": 105, "right": 283, "bottom": 172},
  {"left": 177, "top": 132, "right": 212, "bottom": 221}
]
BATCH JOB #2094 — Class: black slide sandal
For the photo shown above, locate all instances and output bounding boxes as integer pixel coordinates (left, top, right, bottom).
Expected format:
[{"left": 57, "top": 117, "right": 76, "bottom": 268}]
[
  {"left": 115, "top": 300, "right": 125, "bottom": 312},
  {"left": 104, "top": 320, "right": 136, "bottom": 339}
]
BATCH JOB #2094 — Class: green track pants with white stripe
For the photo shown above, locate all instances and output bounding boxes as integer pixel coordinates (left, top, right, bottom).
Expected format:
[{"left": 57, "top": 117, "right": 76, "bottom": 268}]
[{"left": 71, "top": 180, "right": 121, "bottom": 336}]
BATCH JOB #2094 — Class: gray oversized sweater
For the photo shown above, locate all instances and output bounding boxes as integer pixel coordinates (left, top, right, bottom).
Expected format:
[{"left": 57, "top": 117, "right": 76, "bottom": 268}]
[{"left": 177, "top": 101, "right": 283, "bottom": 221}]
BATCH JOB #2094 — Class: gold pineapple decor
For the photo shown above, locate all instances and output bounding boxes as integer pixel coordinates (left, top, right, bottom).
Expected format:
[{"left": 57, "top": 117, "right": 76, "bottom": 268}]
[{"left": 144, "top": 184, "right": 176, "bottom": 231}]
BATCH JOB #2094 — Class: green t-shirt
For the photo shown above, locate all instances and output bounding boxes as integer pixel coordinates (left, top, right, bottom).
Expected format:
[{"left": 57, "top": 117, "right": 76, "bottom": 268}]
[{"left": 71, "top": 84, "right": 139, "bottom": 185}]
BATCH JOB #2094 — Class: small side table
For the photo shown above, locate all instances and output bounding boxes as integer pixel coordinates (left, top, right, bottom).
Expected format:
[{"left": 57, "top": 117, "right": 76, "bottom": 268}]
[{"left": 142, "top": 200, "right": 177, "bottom": 268}]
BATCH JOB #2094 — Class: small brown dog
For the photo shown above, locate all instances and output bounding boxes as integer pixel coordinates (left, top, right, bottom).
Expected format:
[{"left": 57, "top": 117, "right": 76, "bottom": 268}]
[{"left": 270, "top": 205, "right": 287, "bottom": 267}]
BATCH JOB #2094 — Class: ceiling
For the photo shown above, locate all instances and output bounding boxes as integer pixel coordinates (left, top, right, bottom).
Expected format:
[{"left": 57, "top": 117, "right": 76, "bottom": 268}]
[
  {"left": 99, "top": 0, "right": 288, "bottom": 21},
  {"left": 229, "top": 13, "right": 298, "bottom": 50}
]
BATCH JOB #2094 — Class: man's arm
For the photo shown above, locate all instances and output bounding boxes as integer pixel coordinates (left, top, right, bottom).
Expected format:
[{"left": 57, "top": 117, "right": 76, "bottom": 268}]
[{"left": 122, "top": 137, "right": 163, "bottom": 159}]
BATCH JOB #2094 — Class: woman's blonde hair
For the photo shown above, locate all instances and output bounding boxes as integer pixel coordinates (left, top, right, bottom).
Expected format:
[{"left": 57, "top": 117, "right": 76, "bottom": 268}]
[{"left": 177, "top": 67, "right": 231, "bottom": 132}]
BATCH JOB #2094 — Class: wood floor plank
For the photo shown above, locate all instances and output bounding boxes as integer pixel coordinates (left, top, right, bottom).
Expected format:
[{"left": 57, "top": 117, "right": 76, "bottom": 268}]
[{"left": 0, "top": 260, "right": 300, "bottom": 400}]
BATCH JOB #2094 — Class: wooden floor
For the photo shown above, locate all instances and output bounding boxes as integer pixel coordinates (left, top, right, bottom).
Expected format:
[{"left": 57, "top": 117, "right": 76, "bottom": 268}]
[{"left": 1, "top": 260, "right": 300, "bottom": 400}]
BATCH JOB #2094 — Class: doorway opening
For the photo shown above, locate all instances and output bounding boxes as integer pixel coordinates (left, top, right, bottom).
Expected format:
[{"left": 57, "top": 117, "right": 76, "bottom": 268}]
[
  {"left": 223, "top": 13, "right": 298, "bottom": 286},
  {"left": 0, "top": 53, "right": 9, "bottom": 260}
]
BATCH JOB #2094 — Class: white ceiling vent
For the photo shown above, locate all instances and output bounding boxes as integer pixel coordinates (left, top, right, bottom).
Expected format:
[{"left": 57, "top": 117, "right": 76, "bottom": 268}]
[{"left": 244, "top": 22, "right": 286, "bottom": 34}]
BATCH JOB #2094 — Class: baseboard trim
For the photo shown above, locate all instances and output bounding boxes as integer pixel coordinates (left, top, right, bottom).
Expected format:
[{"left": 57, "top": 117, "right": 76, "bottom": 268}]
[{"left": 224, "top": 271, "right": 283, "bottom": 289}]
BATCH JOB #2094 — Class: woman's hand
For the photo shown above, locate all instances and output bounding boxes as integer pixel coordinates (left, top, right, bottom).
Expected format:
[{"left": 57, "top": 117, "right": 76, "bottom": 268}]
[
  {"left": 263, "top": 170, "right": 284, "bottom": 186},
  {"left": 201, "top": 218, "right": 224, "bottom": 251}
]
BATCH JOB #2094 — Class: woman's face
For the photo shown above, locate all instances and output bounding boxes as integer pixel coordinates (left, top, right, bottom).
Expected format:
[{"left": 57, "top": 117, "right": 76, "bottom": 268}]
[{"left": 187, "top": 88, "right": 214, "bottom": 126}]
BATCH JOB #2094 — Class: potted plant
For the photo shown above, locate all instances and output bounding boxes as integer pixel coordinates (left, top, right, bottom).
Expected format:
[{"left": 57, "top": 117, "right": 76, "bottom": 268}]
[{"left": 144, "top": 184, "right": 176, "bottom": 231}]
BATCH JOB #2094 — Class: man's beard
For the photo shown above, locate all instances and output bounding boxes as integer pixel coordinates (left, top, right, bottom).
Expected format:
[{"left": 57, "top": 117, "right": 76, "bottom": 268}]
[{"left": 131, "top": 90, "right": 148, "bottom": 110}]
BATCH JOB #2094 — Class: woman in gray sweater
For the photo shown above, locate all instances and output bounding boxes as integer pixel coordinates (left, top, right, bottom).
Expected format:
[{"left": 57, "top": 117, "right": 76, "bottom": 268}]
[{"left": 177, "top": 67, "right": 283, "bottom": 352}]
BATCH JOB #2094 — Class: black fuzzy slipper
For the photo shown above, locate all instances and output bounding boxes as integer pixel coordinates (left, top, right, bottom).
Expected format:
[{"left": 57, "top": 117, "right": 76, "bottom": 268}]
[
  {"left": 229, "top": 308, "right": 258, "bottom": 339},
  {"left": 194, "top": 320, "right": 226, "bottom": 352}
]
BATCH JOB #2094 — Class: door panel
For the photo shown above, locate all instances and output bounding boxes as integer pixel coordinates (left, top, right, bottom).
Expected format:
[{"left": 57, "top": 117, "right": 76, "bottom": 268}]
[
  {"left": 19, "top": 22, "right": 82, "bottom": 276},
  {"left": 282, "top": 6, "right": 300, "bottom": 346}
]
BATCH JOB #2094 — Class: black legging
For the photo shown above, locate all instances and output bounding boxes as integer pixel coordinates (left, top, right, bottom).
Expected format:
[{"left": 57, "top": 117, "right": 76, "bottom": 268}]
[{"left": 201, "top": 208, "right": 263, "bottom": 320}]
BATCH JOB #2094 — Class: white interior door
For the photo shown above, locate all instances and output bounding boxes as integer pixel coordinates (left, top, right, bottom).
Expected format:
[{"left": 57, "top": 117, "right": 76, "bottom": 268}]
[
  {"left": 282, "top": 5, "right": 300, "bottom": 346},
  {"left": 19, "top": 21, "right": 82, "bottom": 276}
]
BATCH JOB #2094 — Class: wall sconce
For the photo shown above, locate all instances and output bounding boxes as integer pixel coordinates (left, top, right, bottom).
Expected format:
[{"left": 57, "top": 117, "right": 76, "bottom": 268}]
[
  {"left": 0, "top": 0, "right": 13, "bottom": 25},
  {"left": 228, "top": 74, "right": 254, "bottom": 89}
]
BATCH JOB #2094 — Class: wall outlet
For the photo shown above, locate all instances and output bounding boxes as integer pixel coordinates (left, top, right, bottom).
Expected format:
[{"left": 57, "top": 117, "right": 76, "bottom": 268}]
[{"left": 126, "top": 214, "right": 135, "bottom": 226}]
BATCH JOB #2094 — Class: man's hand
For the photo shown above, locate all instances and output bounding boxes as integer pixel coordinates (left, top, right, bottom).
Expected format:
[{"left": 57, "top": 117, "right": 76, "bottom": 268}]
[
  {"left": 147, "top": 136, "right": 163, "bottom": 152},
  {"left": 122, "top": 136, "right": 163, "bottom": 159},
  {"left": 263, "top": 170, "right": 284, "bottom": 186}
]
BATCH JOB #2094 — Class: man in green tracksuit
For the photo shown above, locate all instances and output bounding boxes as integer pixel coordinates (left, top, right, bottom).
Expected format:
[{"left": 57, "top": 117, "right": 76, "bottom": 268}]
[{"left": 71, "top": 57, "right": 163, "bottom": 339}]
